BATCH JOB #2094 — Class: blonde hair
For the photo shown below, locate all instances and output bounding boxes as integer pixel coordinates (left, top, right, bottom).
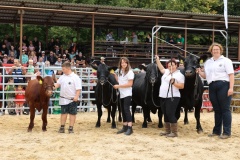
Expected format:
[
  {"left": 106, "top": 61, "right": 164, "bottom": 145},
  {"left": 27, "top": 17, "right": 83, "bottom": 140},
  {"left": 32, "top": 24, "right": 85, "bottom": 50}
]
[
  {"left": 208, "top": 42, "right": 224, "bottom": 55},
  {"left": 118, "top": 57, "right": 131, "bottom": 76}
]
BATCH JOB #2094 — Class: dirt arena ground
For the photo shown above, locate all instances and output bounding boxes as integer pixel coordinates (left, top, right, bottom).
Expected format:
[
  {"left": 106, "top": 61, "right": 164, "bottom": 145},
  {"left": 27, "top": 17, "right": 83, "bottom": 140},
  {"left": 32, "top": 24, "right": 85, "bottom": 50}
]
[{"left": 0, "top": 111, "right": 240, "bottom": 160}]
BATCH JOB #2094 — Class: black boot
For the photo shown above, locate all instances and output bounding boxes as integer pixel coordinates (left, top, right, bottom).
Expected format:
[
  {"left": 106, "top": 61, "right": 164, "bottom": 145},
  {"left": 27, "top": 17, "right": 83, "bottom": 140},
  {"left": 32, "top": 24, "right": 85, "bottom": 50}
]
[
  {"left": 125, "top": 126, "right": 133, "bottom": 135},
  {"left": 117, "top": 125, "right": 128, "bottom": 134},
  {"left": 68, "top": 126, "right": 74, "bottom": 134}
]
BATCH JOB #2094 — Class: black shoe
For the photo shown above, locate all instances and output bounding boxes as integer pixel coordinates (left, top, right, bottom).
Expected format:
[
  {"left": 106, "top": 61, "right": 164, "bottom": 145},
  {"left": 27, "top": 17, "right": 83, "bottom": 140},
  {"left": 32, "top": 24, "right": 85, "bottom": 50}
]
[
  {"left": 117, "top": 125, "right": 128, "bottom": 134},
  {"left": 68, "top": 129, "right": 74, "bottom": 134},
  {"left": 125, "top": 126, "right": 133, "bottom": 135}
]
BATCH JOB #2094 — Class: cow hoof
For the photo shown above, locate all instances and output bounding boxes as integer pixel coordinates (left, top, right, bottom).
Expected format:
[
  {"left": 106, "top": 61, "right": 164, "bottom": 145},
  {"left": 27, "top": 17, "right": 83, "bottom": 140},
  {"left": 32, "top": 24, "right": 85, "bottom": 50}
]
[
  {"left": 95, "top": 123, "right": 101, "bottom": 128},
  {"left": 147, "top": 119, "right": 152, "bottom": 123},
  {"left": 27, "top": 129, "right": 32, "bottom": 132},
  {"left": 111, "top": 124, "right": 116, "bottom": 129},
  {"left": 107, "top": 119, "right": 111, "bottom": 123},
  {"left": 158, "top": 124, "right": 163, "bottom": 128},
  {"left": 118, "top": 117, "right": 122, "bottom": 122},
  {"left": 197, "top": 129, "right": 203, "bottom": 134},
  {"left": 142, "top": 123, "right": 148, "bottom": 128},
  {"left": 42, "top": 129, "right": 47, "bottom": 132}
]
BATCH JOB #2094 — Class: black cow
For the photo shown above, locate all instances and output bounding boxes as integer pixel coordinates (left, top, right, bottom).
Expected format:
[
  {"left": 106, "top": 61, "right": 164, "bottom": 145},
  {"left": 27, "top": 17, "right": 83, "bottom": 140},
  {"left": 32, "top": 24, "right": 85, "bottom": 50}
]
[
  {"left": 91, "top": 64, "right": 120, "bottom": 128},
  {"left": 176, "top": 54, "right": 208, "bottom": 133},
  {"left": 132, "top": 63, "right": 163, "bottom": 128}
]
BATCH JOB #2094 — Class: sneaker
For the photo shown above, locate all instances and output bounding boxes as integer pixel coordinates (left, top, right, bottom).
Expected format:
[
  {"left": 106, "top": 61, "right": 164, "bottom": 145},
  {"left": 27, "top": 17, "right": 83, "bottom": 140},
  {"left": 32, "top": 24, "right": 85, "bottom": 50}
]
[
  {"left": 219, "top": 135, "right": 231, "bottom": 139},
  {"left": 208, "top": 133, "right": 220, "bottom": 137},
  {"left": 58, "top": 127, "right": 65, "bottom": 133}
]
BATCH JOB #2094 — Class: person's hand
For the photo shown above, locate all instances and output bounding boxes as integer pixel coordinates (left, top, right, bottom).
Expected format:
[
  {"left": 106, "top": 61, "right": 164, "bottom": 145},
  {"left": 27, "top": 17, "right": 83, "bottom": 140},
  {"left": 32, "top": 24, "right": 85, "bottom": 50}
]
[
  {"left": 12, "top": 66, "right": 16, "bottom": 70},
  {"left": 113, "top": 85, "right": 119, "bottom": 89},
  {"left": 21, "top": 66, "right": 25, "bottom": 70},
  {"left": 228, "top": 88, "right": 234, "bottom": 96},
  {"left": 155, "top": 55, "right": 160, "bottom": 61},
  {"left": 170, "top": 78, "right": 175, "bottom": 84},
  {"left": 73, "top": 96, "right": 79, "bottom": 102}
]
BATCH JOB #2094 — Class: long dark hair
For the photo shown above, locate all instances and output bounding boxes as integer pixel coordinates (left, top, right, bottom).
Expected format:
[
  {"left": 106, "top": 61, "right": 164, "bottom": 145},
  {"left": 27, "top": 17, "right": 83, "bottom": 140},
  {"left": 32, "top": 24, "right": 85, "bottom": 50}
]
[{"left": 118, "top": 57, "right": 131, "bottom": 76}]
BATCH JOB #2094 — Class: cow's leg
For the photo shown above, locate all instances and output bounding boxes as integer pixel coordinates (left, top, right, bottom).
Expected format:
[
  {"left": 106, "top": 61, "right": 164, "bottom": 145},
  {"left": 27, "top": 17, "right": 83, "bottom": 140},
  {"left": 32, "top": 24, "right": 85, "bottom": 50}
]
[
  {"left": 107, "top": 106, "right": 111, "bottom": 123},
  {"left": 142, "top": 107, "right": 148, "bottom": 128},
  {"left": 131, "top": 101, "right": 136, "bottom": 123},
  {"left": 147, "top": 108, "right": 152, "bottom": 122},
  {"left": 111, "top": 104, "right": 117, "bottom": 129},
  {"left": 184, "top": 107, "right": 189, "bottom": 125},
  {"left": 158, "top": 108, "right": 163, "bottom": 128},
  {"left": 42, "top": 106, "right": 48, "bottom": 131},
  {"left": 195, "top": 101, "right": 203, "bottom": 133},
  {"left": 28, "top": 103, "right": 35, "bottom": 132},
  {"left": 96, "top": 103, "right": 103, "bottom": 127}
]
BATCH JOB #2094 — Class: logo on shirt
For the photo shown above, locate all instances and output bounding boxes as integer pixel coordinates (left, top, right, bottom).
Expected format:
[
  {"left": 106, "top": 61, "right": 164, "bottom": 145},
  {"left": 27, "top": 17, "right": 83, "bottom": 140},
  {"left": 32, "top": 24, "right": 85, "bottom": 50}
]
[
  {"left": 68, "top": 82, "right": 71, "bottom": 85},
  {"left": 219, "top": 64, "right": 222, "bottom": 67}
]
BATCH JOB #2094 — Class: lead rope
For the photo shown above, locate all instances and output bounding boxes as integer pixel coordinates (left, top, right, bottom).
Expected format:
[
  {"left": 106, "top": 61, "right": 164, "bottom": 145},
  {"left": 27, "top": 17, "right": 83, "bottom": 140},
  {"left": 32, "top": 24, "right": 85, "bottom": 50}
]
[{"left": 194, "top": 73, "right": 199, "bottom": 100}]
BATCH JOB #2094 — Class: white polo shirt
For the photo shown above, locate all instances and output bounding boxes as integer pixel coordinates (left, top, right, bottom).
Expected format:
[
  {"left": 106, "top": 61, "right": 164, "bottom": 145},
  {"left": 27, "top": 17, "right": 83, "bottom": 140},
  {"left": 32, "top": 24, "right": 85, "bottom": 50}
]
[
  {"left": 57, "top": 72, "right": 82, "bottom": 105},
  {"left": 118, "top": 70, "right": 134, "bottom": 99},
  {"left": 159, "top": 69, "right": 185, "bottom": 98},
  {"left": 204, "top": 55, "right": 234, "bottom": 85}
]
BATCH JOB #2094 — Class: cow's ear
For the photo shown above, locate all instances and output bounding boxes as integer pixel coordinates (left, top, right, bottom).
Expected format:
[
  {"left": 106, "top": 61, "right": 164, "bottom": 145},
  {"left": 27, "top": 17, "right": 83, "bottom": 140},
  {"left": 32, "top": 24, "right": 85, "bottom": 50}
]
[
  {"left": 138, "top": 64, "right": 147, "bottom": 71},
  {"left": 178, "top": 54, "right": 185, "bottom": 62},
  {"left": 36, "top": 76, "right": 43, "bottom": 85},
  {"left": 108, "top": 66, "right": 118, "bottom": 71},
  {"left": 199, "top": 54, "right": 208, "bottom": 63},
  {"left": 90, "top": 63, "right": 98, "bottom": 70}
]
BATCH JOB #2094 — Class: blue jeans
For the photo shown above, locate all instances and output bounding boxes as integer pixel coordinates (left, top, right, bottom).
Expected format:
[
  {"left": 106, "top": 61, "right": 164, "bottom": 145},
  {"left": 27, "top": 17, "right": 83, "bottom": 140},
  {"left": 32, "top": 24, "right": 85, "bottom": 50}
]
[{"left": 209, "top": 81, "right": 232, "bottom": 136}]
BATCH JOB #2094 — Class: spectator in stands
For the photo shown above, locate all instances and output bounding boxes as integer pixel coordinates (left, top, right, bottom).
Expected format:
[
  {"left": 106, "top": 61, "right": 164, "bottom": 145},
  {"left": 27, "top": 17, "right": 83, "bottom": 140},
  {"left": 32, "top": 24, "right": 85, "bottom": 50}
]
[
  {"left": 9, "top": 45, "right": 17, "bottom": 58},
  {"left": 47, "top": 51, "right": 57, "bottom": 65},
  {"left": 55, "top": 57, "right": 62, "bottom": 66},
  {"left": 29, "top": 51, "right": 37, "bottom": 65},
  {"left": 36, "top": 57, "right": 45, "bottom": 69},
  {"left": 54, "top": 45, "right": 61, "bottom": 57},
  {"left": 1, "top": 44, "right": 9, "bottom": 57},
  {"left": 33, "top": 37, "right": 39, "bottom": 49},
  {"left": 145, "top": 33, "right": 151, "bottom": 43},
  {"left": 22, "top": 35, "right": 29, "bottom": 47},
  {"left": 2, "top": 54, "right": 8, "bottom": 64},
  {"left": 35, "top": 41, "right": 43, "bottom": 58},
  {"left": 176, "top": 34, "right": 185, "bottom": 46},
  {"left": 40, "top": 51, "right": 47, "bottom": 62},
  {"left": 166, "top": 35, "right": 175, "bottom": 44},
  {"left": 7, "top": 56, "right": 14, "bottom": 64},
  {"left": 69, "top": 51, "right": 76, "bottom": 61},
  {"left": 64, "top": 49, "right": 71, "bottom": 60},
  {"left": 131, "top": 32, "right": 138, "bottom": 44},
  {"left": 44, "top": 60, "right": 56, "bottom": 81},
  {"left": 48, "top": 38, "right": 55, "bottom": 51},
  {"left": 106, "top": 31, "right": 114, "bottom": 41},
  {"left": 21, "top": 50, "right": 29, "bottom": 64},
  {"left": 75, "top": 52, "right": 86, "bottom": 67},
  {"left": 28, "top": 41, "right": 35, "bottom": 52},
  {"left": 62, "top": 54, "right": 69, "bottom": 63},
  {"left": 8, "top": 59, "right": 26, "bottom": 84},
  {"left": 22, "top": 43, "right": 28, "bottom": 52}
]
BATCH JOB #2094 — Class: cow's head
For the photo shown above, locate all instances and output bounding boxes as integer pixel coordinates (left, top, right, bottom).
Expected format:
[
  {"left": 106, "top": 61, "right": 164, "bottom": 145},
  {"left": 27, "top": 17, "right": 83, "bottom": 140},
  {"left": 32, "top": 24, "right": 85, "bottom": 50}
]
[
  {"left": 178, "top": 54, "right": 208, "bottom": 78},
  {"left": 36, "top": 76, "right": 54, "bottom": 97},
  {"left": 91, "top": 63, "right": 117, "bottom": 85},
  {"left": 145, "top": 63, "right": 161, "bottom": 85}
]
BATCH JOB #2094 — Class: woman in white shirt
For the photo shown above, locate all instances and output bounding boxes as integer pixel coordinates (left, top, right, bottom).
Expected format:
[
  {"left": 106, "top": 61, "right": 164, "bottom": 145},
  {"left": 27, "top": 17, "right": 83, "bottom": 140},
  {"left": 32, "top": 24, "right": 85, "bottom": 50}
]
[
  {"left": 198, "top": 42, "right": 234, "bottom": 139},
  {"left": 155, "top": 55, "right": 185, "bottom": 137},
  {"left": 113, "top": 57, "right": 134, "bottom": 135}
]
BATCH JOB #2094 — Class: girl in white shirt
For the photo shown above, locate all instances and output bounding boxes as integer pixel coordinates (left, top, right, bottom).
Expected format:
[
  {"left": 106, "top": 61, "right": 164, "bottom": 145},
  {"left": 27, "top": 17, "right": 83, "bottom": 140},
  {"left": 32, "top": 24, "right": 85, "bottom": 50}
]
[
  {"left": 113, "top": 57, "right": 134, "bottom": 135},
  {"left": 155, "top": 56, "right": 185, "bottom": 137}
]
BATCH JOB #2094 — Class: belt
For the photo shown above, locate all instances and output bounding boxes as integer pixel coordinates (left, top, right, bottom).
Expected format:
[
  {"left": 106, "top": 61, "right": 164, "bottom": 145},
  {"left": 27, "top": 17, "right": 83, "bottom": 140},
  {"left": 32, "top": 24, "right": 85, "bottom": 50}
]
[{"left": 211, "top": 80, "right": 228, "bottom": 84}]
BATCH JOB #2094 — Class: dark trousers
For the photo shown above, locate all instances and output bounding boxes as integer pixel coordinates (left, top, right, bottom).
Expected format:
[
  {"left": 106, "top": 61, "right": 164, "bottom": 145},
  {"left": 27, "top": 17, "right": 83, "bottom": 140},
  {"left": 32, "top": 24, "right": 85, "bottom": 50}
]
[
  {"left": 209, "top": 81, "right": 232, "bottom": 136},
  {"left": 120, "top": 96, "right": 132, "bottom": 122},
  {"left": 160, "top": 97, "right": 180, "bottom": 123}
]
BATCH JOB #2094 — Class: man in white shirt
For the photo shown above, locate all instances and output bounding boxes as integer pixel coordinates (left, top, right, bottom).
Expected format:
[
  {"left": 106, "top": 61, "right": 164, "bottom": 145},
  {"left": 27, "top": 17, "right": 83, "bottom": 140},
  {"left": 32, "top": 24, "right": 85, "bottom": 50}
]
[{"left": 54, "top": 62, "right": 82, "bottom": 133}]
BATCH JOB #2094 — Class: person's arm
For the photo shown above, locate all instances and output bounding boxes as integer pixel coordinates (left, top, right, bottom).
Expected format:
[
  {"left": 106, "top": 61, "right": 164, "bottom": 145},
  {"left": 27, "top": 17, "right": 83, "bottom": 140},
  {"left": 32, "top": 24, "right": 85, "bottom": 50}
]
[
  {"left": 54, "top": 83, "right": 60, "bottom": 89},
  {"left": 113, "top": 79, "right": 133, "bottom": 89},
  {"left": 170, "top": 78, "right": 184, "bottom": 89},
  {"left": 73, "top": 89, "right": 81, "bottom": 101},
  {"left": 21, "top": 66, "right": 26, "bottom": 75},
  {"left": 228, "top": 73, "right": 234, "bottom": 96},
  {"left": 155, "top": 55, "right": 165, "bottom": 74}
]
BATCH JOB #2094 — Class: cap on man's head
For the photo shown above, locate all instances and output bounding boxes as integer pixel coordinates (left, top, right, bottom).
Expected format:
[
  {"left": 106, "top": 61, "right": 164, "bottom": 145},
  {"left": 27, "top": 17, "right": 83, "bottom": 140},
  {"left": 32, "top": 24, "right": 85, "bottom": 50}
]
[
  {"left": 42, "top": 51, "right": 45, "bottom": 53},
  {"left": 63, "top": 54, "right": 66, "bottom": 56},
  {"left": 100, "top": 57, "right": 105, "bottom": 60},
  {"left": 4, "top": 54, "right": 7, "bottom": 57}
]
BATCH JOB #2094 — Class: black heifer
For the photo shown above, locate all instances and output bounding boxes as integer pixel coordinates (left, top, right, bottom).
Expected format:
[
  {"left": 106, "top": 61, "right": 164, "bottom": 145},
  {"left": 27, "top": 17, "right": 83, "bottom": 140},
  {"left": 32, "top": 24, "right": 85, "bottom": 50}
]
[
  {"left": 176, "top": 54, "right": 208, "bottom": 133},
  {"left": 132, "top": 63, "right": 163, "bottom": 128},
  {"left": 91, "top": 64, "right": 120, "bottom": 128}
]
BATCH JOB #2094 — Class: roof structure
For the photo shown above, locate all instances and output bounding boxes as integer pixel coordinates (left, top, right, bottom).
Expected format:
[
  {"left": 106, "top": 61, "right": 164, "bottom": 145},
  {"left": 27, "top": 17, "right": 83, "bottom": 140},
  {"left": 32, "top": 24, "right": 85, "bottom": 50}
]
[{"left": 0, "top": 0, "right": 239, "bottom": 34}]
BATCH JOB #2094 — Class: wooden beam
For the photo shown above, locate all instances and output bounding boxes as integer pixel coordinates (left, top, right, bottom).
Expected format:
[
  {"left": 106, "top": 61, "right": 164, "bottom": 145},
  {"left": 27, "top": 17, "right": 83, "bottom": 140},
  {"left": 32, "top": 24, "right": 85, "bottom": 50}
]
[
  {"left": 238, "top": 24, "right": 240, "bottom": 61},
  {"left": 91, "top": 14, "right": 95, "bottom": 57}
]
